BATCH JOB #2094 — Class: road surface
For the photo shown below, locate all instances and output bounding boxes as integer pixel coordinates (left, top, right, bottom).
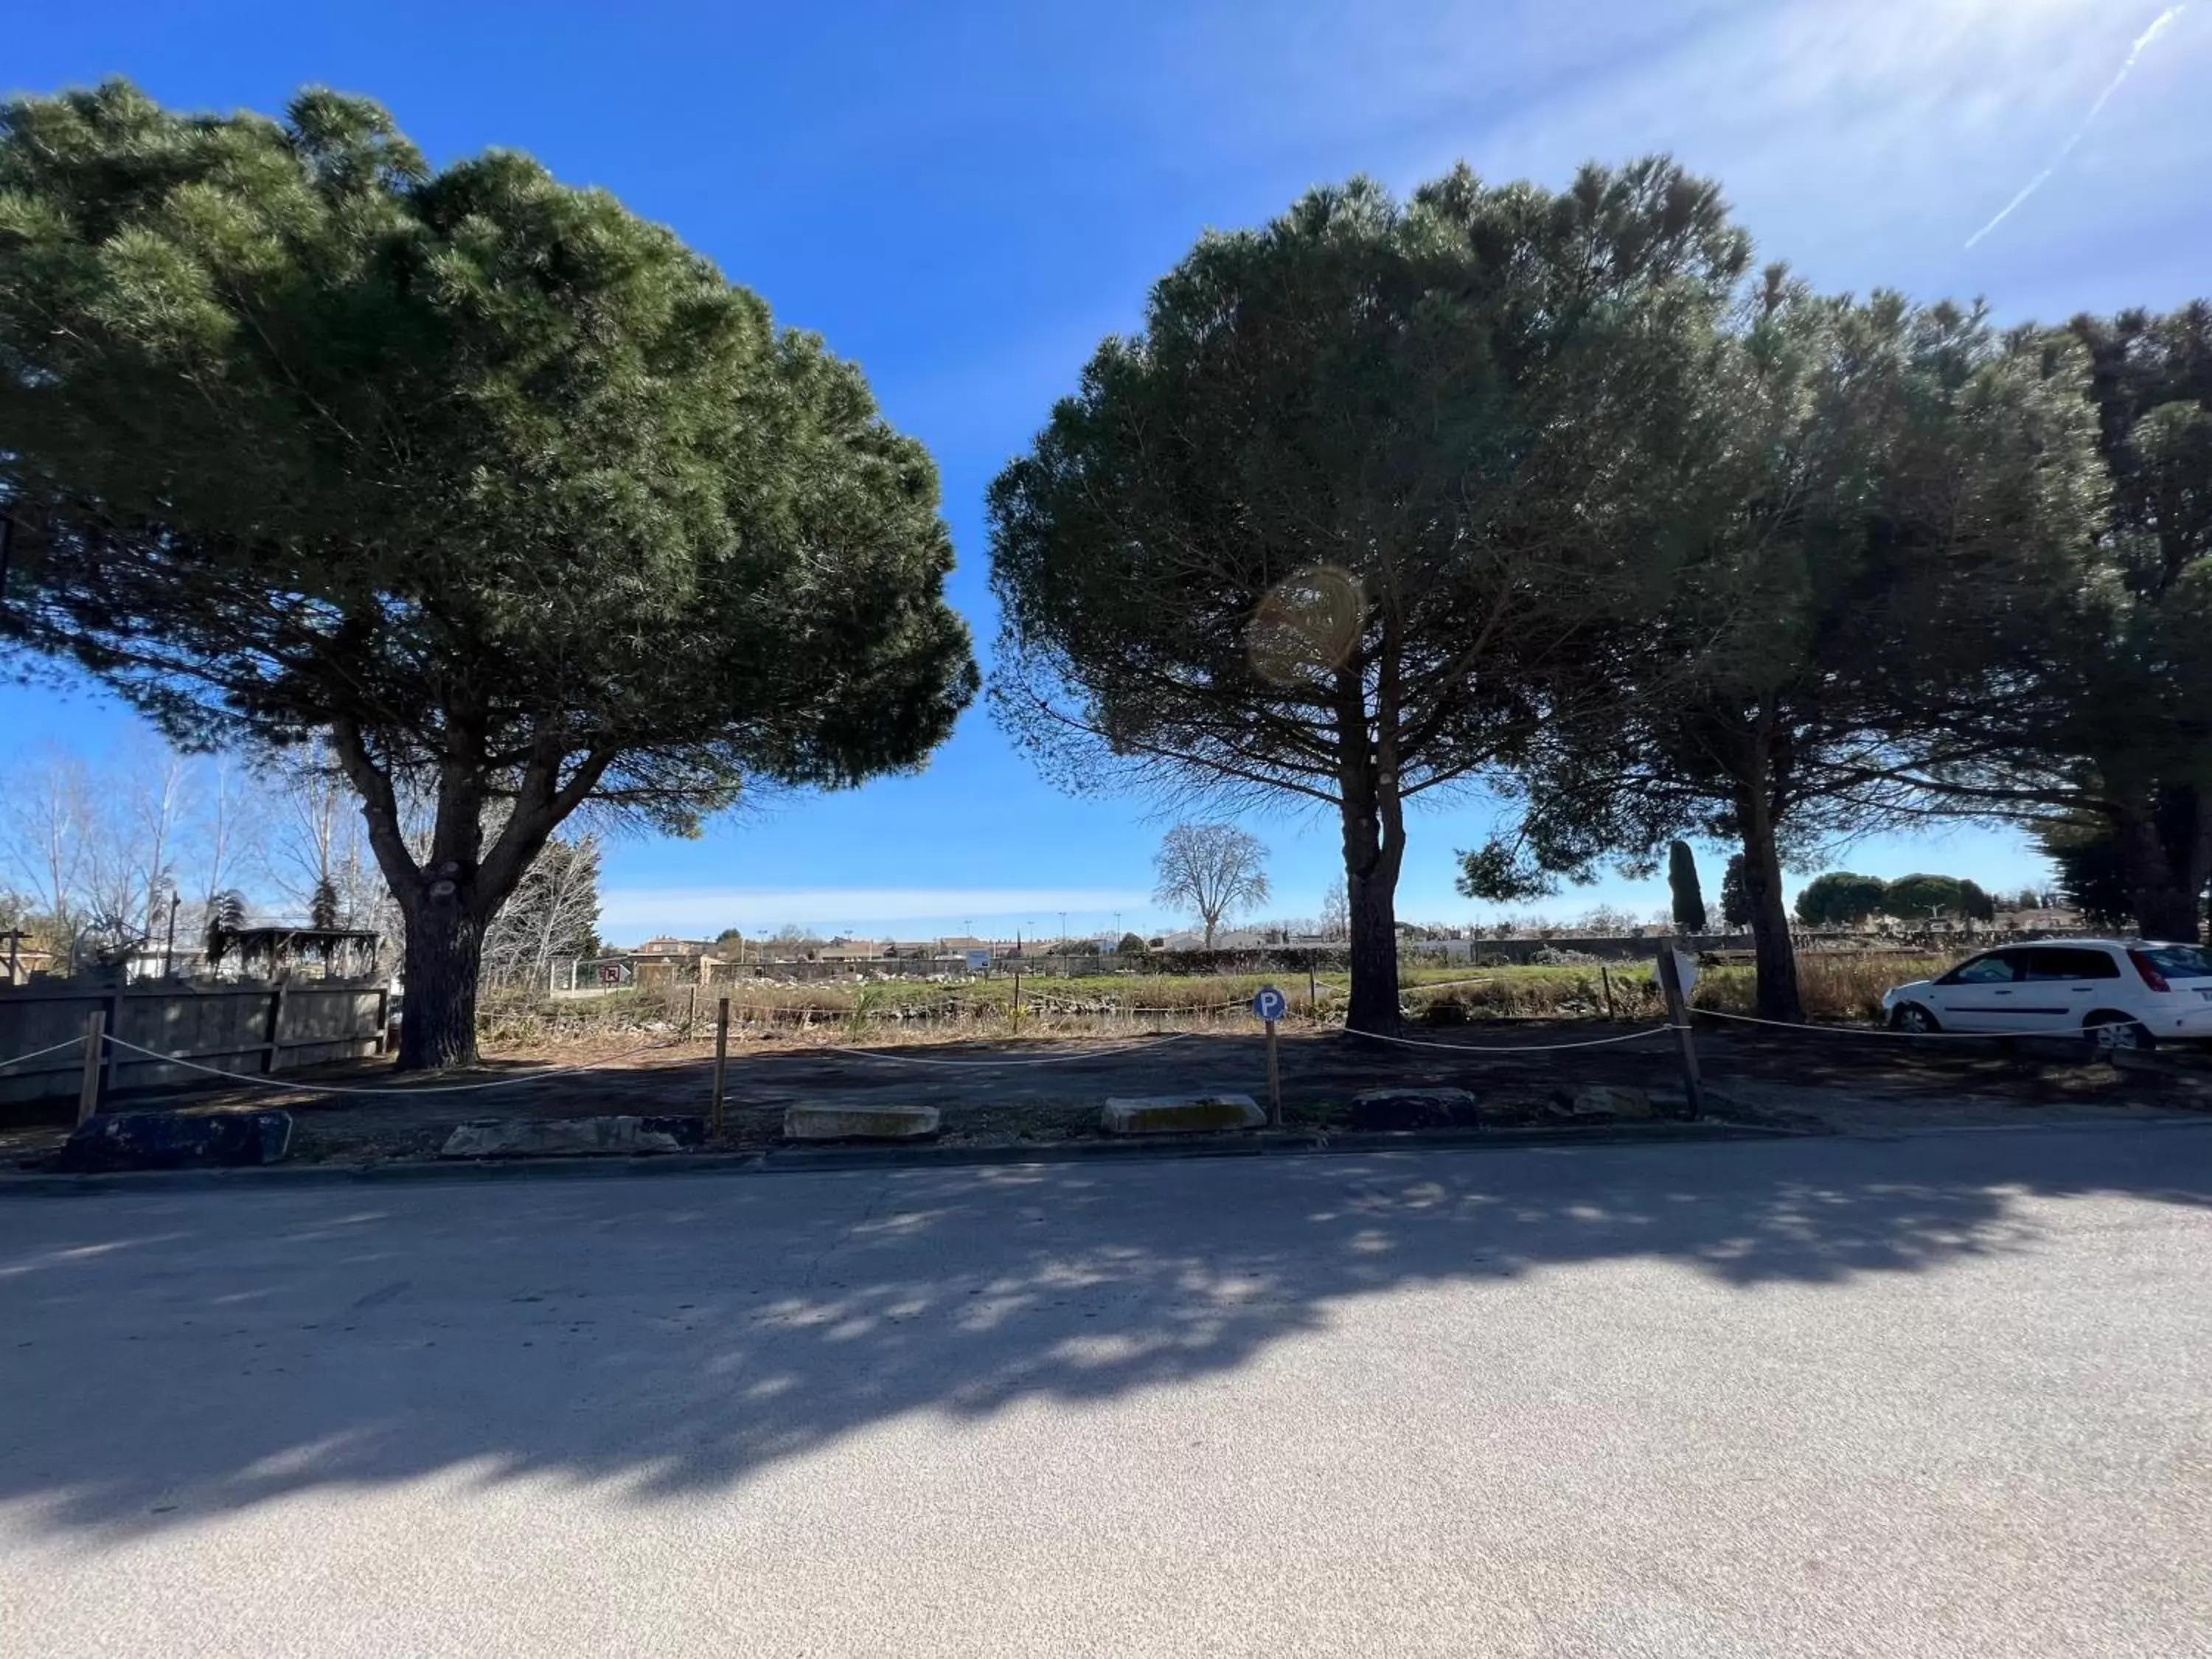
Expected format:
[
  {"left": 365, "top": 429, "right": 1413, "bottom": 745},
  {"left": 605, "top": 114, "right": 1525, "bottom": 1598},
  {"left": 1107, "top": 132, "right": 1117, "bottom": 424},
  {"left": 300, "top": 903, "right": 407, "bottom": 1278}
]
[{"left": 4, "top": 1124, "right": 2209, "bottom": 1656}]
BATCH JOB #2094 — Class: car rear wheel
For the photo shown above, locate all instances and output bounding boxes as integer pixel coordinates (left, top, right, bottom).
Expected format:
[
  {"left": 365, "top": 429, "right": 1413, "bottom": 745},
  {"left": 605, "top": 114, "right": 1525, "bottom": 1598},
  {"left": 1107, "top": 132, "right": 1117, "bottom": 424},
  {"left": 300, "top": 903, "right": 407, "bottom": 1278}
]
[
  {"left": 1889, "top": 1003, "right": 1941, "bottom": 1034},
  {"left": 2086, "top": 1011, "right": 2155, "bottom": 1053}
]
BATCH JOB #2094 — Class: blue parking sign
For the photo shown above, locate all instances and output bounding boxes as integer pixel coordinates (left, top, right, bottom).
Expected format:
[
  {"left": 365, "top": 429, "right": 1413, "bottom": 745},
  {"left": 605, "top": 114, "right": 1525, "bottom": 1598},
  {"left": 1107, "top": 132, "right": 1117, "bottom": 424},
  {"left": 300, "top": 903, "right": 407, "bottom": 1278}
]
[{"left": 1252, "top": 986, "right": 1288, "bottom": 1023}]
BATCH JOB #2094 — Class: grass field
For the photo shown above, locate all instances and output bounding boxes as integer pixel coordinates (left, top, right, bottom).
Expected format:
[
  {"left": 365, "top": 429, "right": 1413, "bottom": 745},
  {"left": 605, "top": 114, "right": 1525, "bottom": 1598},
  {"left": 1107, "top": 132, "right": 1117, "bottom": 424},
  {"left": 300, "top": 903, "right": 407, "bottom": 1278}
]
[{"left": 477, "top": 951, "right": 1967, "bottom": 1051}]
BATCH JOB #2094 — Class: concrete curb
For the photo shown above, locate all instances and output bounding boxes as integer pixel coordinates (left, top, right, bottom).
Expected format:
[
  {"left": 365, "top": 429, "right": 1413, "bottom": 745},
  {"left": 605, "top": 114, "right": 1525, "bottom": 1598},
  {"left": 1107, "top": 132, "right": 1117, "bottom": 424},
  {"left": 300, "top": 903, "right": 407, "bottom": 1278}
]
[{"left": 0, "top": 1117, "right": 1818, "bottom": 1196}]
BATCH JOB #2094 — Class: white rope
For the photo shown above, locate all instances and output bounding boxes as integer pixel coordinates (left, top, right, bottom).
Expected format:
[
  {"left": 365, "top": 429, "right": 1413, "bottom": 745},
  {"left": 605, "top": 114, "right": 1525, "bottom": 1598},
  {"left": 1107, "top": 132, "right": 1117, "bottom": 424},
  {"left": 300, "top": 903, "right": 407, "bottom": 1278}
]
[
  {"left": 1691, "top": 1007, "right": 2135, "bottom": 1043},
  {"left": 100, "top": 1034, "right": 693, "bottom": 1095},
  {"left": 809, "top": 1033, "right": 1195, "bottom": 1068},
  {"left": 1350, "top": 1024, "right": 1676, "bottom": 1054},
  {"left": 0, "top": 1034, "right": 88, "bottom": 1074}
]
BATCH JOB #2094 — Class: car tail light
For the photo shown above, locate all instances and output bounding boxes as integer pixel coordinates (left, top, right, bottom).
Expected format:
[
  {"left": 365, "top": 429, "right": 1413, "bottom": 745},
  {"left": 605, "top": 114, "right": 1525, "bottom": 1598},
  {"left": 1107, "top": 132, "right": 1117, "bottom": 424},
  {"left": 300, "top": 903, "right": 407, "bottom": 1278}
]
[{"left": 2128, "top": 949, "right": 2171, "bottom": 992}]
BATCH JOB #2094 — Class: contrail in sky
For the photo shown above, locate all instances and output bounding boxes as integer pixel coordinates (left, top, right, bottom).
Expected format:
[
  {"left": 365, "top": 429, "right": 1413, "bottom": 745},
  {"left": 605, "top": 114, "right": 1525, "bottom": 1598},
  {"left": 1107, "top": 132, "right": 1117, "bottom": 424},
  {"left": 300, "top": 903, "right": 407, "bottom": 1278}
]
[{"left": 1964, "top": 4, "right": 2189, "bottom": 249}]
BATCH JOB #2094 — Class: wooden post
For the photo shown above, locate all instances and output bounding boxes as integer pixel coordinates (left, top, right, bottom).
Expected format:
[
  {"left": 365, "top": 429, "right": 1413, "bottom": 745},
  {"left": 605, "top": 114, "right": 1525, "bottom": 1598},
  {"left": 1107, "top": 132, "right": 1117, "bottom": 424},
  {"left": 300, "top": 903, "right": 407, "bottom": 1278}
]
[
  {"left": 1265, "top": 1017, "right": 1283, "bottom": 1129},
  {"left": 100, "top": 989, "right": 123, "bottom": 1103},
  {"left": 1012, "top": 970, "right": 1021, "bottom": 1035},
  {"left": 710, "top": 995, "right": 730, "bottom": 1138},
  {"left": 262, "top": 981, "right": 288, "bottom": 1075},
  {"left": 1599, "top": 962, "right": 1616, "bottom": 1020},
  {"left": 1656, "top": 945, "right": 1703, "bottom": 1120},
  {"left": 374, "top": 986, "right": 392, "bottom": 1054},
  {"left": 77, "top": 1009, "right": 105, "bottom": 1124},
  {"left": 686, "top": 984, "right": 699, "bottom": 1034},
  {"left": 1307, "top": 960, "right": 1318, "bottom": 1016}
]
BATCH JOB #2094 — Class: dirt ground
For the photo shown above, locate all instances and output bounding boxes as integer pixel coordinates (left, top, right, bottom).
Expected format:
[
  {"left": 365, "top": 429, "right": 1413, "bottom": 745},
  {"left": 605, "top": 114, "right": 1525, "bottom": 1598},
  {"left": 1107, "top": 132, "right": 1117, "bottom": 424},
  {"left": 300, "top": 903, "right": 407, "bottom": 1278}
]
[{"left": 7, "top": 1015, "right": 2211, "bottom": 1167}]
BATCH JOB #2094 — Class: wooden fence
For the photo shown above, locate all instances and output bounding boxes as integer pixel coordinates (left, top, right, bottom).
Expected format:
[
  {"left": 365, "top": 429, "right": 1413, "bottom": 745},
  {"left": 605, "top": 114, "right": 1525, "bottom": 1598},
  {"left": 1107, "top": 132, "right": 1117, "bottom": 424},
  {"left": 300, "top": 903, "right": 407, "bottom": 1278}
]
[{"left": 0, "top": 980, "right": 388, "bottom": 1108}]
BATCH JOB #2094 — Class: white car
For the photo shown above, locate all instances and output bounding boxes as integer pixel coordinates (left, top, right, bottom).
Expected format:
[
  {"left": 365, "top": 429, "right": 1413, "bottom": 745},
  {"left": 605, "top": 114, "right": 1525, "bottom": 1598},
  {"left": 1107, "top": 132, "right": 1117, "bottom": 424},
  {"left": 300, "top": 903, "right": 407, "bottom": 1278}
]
[{"left": 1882, "top": 939, "right": 2212, "bottom": 1050}]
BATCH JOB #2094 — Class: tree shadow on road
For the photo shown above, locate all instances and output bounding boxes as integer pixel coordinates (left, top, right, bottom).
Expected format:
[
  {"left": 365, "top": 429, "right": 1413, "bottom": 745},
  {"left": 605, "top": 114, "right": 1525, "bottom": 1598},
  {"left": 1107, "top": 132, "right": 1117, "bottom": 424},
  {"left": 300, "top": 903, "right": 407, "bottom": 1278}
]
[{"left": 3, "top": 1127, "right": 2208, "bottom": 1536}]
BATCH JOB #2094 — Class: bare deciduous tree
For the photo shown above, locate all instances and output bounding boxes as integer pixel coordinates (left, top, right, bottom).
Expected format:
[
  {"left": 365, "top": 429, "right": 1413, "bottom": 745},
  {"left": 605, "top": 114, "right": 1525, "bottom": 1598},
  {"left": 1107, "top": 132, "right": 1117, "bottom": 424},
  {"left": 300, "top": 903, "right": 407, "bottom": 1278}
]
[
  {"left": 481, "top": 835, "right": 602, "bottom": 990},
  {"left": 0, "top": 742, "right": 248, "bottom": 972},
  {"left": 1321, "top": 877, "right": 1349, "bottom": 943},
  {"left": 1152, "top": 824, "right": 1270, "bottom": 950},
  {"left": 1, "top": 751, "right": 91, "bottom": 955},
  {"left": 258, "top": 743, "right": 411, "bottom": 947}
]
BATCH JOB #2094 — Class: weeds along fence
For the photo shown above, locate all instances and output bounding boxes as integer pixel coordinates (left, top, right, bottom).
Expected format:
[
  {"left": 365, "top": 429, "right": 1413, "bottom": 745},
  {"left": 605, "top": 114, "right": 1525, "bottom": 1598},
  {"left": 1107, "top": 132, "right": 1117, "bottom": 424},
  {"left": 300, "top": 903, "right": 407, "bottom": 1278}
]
[
  {"left": 475, "top": 975, "right": 1284, "bottom": 1049},
  {"left": 473, "top": 950, "right": 1968, "bottom": 1052},
  {"left": 1687, "top": 954, "right": 1957, "bottom": 1024}
]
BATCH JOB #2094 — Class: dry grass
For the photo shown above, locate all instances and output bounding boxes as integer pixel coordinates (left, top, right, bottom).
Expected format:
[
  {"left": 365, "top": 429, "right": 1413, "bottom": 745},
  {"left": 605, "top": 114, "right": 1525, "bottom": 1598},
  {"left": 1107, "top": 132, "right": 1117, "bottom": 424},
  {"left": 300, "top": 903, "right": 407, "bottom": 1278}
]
[
  {"left": 474, "top": 950, "right": 1972, "bottom": 1053},
  {"left": 1690, "top": 954, "right": 1958, "bottom": 1023},
  {"left": 474, "top": 975, "right": 1275, "bottom": 1054},
  {"left": 1404, "top": 967, "right": 1667, "bottom": 1023},
  {"left": 1394, "top": 953, "right": 1965, "bottom": 1026}
]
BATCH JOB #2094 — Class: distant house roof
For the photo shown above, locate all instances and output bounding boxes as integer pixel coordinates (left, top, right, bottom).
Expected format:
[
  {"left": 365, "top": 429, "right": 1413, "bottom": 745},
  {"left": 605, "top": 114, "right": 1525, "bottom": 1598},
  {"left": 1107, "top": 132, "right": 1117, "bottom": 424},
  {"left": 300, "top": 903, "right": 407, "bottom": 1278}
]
[{"left": 815, "top": 941, "right": 895, "bottom": 961}]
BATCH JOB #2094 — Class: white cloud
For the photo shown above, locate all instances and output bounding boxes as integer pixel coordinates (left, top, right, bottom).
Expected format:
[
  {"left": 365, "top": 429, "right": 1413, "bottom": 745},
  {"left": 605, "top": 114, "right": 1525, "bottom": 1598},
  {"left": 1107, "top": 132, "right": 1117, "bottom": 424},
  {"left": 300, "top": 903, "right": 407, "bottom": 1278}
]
[
  {"left": 1161, "top": 0, "right": 2210, "bottom": 314},
  {"left": 1964, "top": 4, "right": 2190, "bottom": 248},
  {"left": 598, "top": 886, "right": 1157, "bottom": 940},
  {"left": 1427, "top": 0, "right": 2191, "bottom": 248}
]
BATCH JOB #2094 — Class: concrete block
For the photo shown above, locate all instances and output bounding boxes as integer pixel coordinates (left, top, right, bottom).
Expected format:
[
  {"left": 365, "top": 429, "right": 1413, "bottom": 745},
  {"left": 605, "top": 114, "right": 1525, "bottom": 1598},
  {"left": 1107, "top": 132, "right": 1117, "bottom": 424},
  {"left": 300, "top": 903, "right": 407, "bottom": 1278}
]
[
  {"left": 782, "top": 1105, "right": 941, "bottom": 1141},
  {"left": 1568, "top": 1084, "right": 1654, "bottom": 1119},
  {"left": 55, "top": 1110, "right": 293, "bottom": 1172},
  {"left": 1350, "top": 1088, "right": 1481, "bottom": 1132},
  {"left": 1101, "top": 1094, "right": 1265, "bottom": 1135},
  {"left": 439, "top": 1116, "right": 686, "bottom": 1158}
]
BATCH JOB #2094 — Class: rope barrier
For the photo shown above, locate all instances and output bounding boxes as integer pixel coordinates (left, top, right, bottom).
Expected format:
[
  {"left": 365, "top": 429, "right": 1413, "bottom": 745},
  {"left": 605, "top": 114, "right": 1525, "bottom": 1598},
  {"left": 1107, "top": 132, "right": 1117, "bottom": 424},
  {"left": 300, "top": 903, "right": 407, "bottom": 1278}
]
[
  {"left": 1693, "top": 1007, "right": 2147, "bottom": 1046},
  {"left": 0, "top": 1034, "right": 88, "bottom": 1074},
  {"left": 99, "top": 1034, "right": 695, "bottom": 1096},
  {"left": 1688, "top": 1007, "right": 2135, "bottom": 1043},
  {"left": 1348, "top": 1024, "right": 1677, "bottom": 1054}
]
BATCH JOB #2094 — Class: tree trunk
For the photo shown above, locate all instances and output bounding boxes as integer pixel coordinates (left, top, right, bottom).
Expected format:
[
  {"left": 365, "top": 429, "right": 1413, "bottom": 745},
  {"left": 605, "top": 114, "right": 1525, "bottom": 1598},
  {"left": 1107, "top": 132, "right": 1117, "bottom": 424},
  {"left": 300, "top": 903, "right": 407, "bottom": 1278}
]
[
  {"left": 2113, "top": 794, "right": 2206, "bottom": 943},
  {"left": 1736, "top": 789, "right": 1801, "bottom": 1023},
  {"left": 397, "top": 891, "right": 485, "bottom": 1071},
  {"left": 1340, "top": 798, "right": 1404, "bottom": 1034},
  {"left": 327, "top": 719, "right": 615, "bottom": 1074}
]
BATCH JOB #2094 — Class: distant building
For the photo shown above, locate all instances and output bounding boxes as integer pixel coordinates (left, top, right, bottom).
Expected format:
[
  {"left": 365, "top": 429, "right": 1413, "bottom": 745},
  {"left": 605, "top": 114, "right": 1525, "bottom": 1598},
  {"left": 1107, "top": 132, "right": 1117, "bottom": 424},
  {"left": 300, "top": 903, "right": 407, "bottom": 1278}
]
[
  {"left": 1, "top": 937, "right": 53, "bottom": 987},
  {"left": 815, "top": 939, "right": 896, "bottom": 964}
]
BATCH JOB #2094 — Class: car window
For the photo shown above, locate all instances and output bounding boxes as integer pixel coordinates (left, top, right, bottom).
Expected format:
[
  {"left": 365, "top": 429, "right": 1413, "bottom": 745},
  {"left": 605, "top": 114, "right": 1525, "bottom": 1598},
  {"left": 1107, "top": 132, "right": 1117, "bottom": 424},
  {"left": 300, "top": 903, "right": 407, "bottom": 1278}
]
[
  {"left": 1938, "top": 953, "right": 2020, "bottom": 986},
  {"left": 2023, "top": 948, "right": 2121, "bottom": 981},
  {"left": 2140, "top": 945, "right": 2212, "bottom": 979}
]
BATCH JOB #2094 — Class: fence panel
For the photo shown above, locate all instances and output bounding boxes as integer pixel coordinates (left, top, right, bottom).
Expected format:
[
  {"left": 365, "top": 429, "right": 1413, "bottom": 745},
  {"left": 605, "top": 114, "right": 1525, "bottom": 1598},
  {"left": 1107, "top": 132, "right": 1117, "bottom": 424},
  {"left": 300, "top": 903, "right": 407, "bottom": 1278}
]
[{"left": 0, "top": 981, "right": 385, "bottom": 1107}]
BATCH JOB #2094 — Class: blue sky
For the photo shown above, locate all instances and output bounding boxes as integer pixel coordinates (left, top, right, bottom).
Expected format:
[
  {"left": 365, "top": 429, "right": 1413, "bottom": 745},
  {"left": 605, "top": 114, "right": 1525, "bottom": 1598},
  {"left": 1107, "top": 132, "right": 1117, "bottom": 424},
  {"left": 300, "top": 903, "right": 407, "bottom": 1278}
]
[{"left": 6, "top": 0, "right": 2209, "bottom": 942}]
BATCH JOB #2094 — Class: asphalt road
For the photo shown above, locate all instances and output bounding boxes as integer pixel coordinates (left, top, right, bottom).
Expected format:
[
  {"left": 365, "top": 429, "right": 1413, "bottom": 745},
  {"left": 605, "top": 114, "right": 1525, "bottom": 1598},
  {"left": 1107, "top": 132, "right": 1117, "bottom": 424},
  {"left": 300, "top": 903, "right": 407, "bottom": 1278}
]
[{"left": 4, "top": 1124, "right": 2209, "bottom": 1658}]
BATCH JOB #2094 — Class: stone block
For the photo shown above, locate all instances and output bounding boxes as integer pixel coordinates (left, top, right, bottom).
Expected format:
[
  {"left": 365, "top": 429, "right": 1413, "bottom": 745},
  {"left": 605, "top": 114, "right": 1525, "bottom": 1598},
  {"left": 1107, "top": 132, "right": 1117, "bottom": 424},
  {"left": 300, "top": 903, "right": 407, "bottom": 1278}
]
[
  {"left": 55, "top": 1110, "right": 293, "bottom": 1173},
  {"left": 782, "top": 1105, "right": 941, "bottom": 1141},
  {"left": 1568, "top": 1084, "right": 1654, "bottom": 1119},
  {"left": 1101, "top": 1094, "right": 1265, "bottom": 1135},
  {"left": 439, "top": 1116, "right": 687, "bottom": 1158},
  {"left": 1349, "top": 1088, "right": 1481, "bottom": 1132}
]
